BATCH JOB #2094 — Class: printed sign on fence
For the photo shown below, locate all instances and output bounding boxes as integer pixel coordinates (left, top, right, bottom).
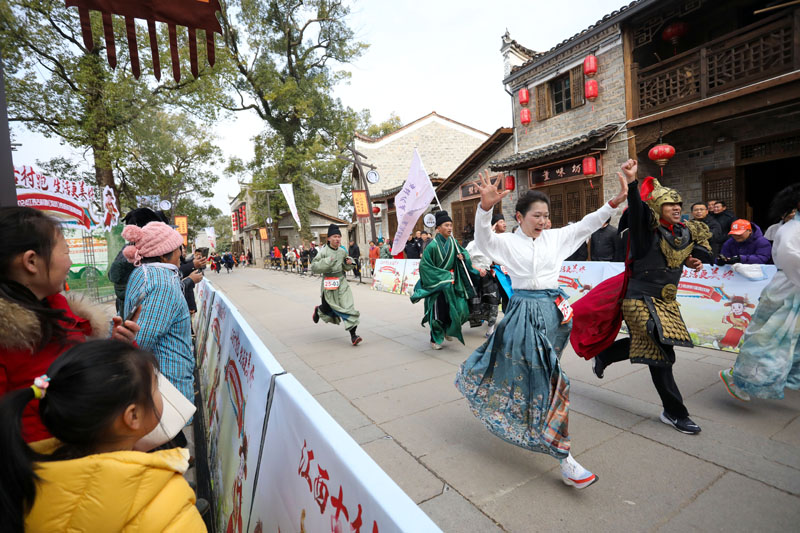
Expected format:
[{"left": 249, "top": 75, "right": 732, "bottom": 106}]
[
  {"left": 371, "top": 259, "right": 405, "bottom": 294},
  {"left": 401, "top": 259, "right": 421, "bottom": 296},
  {"left": 251, "top": 374, "right": 441, "bottom": 533}
]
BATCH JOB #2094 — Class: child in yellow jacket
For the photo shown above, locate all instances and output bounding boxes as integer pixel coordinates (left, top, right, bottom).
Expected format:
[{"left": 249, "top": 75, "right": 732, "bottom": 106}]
[{"left": 0, "top": 340, "right": 205, "bottom": 532}]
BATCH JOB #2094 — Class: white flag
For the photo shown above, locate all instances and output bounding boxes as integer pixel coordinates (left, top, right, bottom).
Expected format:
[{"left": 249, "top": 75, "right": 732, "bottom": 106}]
[
  {"left": 205, "top": 226, "right": 216, "bottom": 249},
  {"left": 391, "top": 149, "right": 436, "bottom": 255},
  {"left": 279, "top": 183, "right": 301, "bottom": 229}
]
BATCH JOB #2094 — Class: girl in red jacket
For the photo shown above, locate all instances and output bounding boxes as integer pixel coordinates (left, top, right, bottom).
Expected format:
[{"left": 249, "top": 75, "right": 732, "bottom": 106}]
[{"left": 0, "top": 207, "right": 139, "bottom": 442}]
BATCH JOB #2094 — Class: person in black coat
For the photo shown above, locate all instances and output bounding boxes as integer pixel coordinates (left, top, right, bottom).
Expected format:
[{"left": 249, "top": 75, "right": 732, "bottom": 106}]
[
  {"left": 710, "top": 199, "right": 736, "bottom": 235},
  {"left": 691, "top": 202, "right": 724, "bottom": 256},
  {"left": 589, "top": 219, "right": 620, "bottom": 261},
  {"left": 404, "top": 235, "right": 421, "bottom": 259},
  {"left": 348, "top": 240, "right": 361, "bottom": 279}
]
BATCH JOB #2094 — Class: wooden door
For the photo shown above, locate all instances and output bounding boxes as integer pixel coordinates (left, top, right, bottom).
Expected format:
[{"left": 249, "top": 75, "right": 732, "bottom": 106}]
[{"left": 538, "top": 178, "right": 602, "bottom": 228}]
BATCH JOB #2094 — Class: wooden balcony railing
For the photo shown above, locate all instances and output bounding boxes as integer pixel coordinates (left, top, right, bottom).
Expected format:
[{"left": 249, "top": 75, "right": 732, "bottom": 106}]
[{"left": 635, "top": 10, "right": 799, "bottom": 117}]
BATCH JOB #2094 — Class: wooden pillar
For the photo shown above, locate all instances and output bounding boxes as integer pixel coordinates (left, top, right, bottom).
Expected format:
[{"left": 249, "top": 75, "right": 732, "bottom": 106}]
[{"left": 622, "top": 26, "right": 638, "bottom": 158}]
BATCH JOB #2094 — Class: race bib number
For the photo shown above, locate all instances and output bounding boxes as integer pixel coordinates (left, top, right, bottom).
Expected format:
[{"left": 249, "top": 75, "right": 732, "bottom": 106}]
[
  {"left": 555, "top": 295, "right": 573, "bottom": 324},
  {"left": 324, "top": 277, "right": 340, "bottom": 290}
]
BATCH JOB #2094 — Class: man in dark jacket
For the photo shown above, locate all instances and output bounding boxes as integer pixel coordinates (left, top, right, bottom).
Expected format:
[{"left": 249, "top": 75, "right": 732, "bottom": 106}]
[
  {"left": 718, "top": 219, "right": 772, "bottom": 265},
  {"left": 589, "top": 219, "right": 620, "bottom": 261},
  {"left": 691, "top": 202, "right": 724, "bottom": 256},
  {"left": 348, "top": 239, "right": 361, "bottom": 280},
  {"left": 710, "top": 200, "right": 736, "bottom": 235},
  {"left": 404, "top": 234, "right": 421, "bottom": 259}
]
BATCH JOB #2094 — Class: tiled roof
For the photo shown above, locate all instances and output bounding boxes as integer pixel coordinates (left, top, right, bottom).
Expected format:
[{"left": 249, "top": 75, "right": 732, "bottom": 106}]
[
  {"left": 355, "top": 111, "right": 489, "bottom": 142},
  {"left": 508, "top": 0, "right": 650, "bottom": 77},
  {"left": 489, "top": 123, "right": 622, "bottom": 171},
  {"left": 437, "top": 127, "right": 513, "bottom": 197}
]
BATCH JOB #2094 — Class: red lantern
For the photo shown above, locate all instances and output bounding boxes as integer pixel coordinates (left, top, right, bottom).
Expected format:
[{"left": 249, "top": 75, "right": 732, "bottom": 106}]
[
  {"left": 518, "top": 88, "right": 529, "bottom": 106},
  {"left": 504, "top": 175, "right": 516, "bottom": 192},
  {"left": 662, "top": 21, "right": 688, "bottom": 46},
  {"left": 372, "top": 206, "right": 380, "bottom": 215},
  {"left": 583, "top": 55, "right": 597, "bottom": 78},
  {"left": 585, "top": 79, "right": 599, "bottom": 101},
  {"left": 582, "top": 156, "right": 597, "bottom": 176},
  {"left": 648, "top": 143, "right": 676, "bottom": 176},
  {"left": 520, "top": 108, "right": 531, "bottom": 126}
]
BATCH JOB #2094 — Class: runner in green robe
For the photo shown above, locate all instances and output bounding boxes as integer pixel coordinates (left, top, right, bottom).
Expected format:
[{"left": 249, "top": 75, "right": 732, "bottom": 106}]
[
  {"left": 411, "top": 210, "right": 478, "bottom": 349},
  {"left": 312, "top": 224, "right": 363, "bottom": 345}
]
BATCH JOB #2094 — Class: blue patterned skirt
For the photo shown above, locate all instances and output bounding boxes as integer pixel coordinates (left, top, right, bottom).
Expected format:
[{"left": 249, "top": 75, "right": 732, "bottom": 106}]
[
  {"left": 455, "top": 289, "right": 572, "bottom": 459},
  {"left": 733, "top": 272, "right": 800, "bottom": 399}
]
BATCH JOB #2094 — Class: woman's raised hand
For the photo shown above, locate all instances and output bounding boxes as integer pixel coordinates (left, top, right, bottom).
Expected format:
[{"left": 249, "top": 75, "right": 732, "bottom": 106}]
[
  {"left": 477, "top": 170, "right": 509, "bottom": 211},
  {"left": 609, "top": 160, "right": 635, "bottom": 208}
]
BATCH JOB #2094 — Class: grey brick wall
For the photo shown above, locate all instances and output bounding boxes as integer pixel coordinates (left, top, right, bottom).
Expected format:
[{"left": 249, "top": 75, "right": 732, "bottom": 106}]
[{"left": 515, "top": 44, "right": 627, "bottom": 153}]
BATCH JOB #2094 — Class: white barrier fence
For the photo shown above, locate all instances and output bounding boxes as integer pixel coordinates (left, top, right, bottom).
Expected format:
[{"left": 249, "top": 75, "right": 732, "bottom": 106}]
[{"left": 194, "top": 280, "right": 441, "bottom": 533}]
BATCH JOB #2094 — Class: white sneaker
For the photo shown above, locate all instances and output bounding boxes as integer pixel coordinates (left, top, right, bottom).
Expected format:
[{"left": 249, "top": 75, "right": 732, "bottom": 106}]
[
  {"left": 559, "top": 453, "right": 598, "bottom": 489},
  {"left": 444, "top": 336, "right": 454, "bottom": 341},
  {"left": 486, "top": 324, "right": 496, "bottom": 337},
  {"left": 431, "top": 342, "right": 443, "bottom": 350}
]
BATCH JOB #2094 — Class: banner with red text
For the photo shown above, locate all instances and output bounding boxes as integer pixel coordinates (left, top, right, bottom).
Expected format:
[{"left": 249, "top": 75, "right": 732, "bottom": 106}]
[{"left": 251, "top": 374, "right": 441, "bottom": 533}]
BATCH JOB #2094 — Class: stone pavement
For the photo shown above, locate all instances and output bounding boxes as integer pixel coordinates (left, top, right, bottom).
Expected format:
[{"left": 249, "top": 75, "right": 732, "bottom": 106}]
[{"left": 208, "top": 267, "right": 800, "bottom": 532}]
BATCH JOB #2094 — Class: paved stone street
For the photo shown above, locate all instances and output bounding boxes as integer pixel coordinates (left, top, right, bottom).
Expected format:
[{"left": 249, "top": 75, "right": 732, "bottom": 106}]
[{"left": 209, "top": 267, "right": 800, "bottom": 532}]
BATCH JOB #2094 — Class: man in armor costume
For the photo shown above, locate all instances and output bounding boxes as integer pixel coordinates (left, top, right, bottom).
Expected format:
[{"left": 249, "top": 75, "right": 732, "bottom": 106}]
[{"left": 591, "top": 160, "right": 712, "bottom": 434}]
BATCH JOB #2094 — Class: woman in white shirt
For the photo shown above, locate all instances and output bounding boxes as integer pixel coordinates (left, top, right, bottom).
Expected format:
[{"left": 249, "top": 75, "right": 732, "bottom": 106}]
[{"left": 455, "top": 168, "right": 629, "bottom": 489}]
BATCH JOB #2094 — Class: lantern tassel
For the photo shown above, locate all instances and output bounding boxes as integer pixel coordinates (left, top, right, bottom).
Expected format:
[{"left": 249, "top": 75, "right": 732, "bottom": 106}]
[{"left": 661, "top": 167, "right": 664, "bottom": 176}]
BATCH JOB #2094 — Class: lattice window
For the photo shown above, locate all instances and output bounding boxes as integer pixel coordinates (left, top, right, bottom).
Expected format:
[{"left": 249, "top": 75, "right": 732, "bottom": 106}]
[
  {"left": 584, "top": 182, "right": 600, "bottom": 214},
  {"left": 638, "top": 59, "right": 700, "bottom": 114},
  {"left": 552, "top": 73, "right": 573, "bottom": 115},
  {"left": 566, "top": 190, "right": 582, "bottom": 224},
  {"left": 738, "top": 132, "right": 800, "bottom": 165},
  {"left": 550, "top": 193, "right": 564, "bottom": 228},
  {"left": 707, "top": 20, "right": 793, "bottom": 94},
  {"left": 703, "top": 176, "right": 734, "bottom": 208}
]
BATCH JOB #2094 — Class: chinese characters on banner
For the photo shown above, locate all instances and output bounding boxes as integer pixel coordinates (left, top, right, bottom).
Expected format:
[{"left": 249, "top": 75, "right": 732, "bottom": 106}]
[
  {"left": 460, "top": 174, "right": 503, "bottom": 200},
  {"left": 529, "top": 153, "right": 602, "bottom": 187},
  {"left": 194, "top": 281, "right": 441, "bottom": 533},
  {"left": 14, "top": 166, "right": 100, "bottom": 228},
  {"left": 353, "top": 190, "right": 370, "bottom": 219},
  {"left": 252, "top": 374, "right": 441, "bottom": 533}
]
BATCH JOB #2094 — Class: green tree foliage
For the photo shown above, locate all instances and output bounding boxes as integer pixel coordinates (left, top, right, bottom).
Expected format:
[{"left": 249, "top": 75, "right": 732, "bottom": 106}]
[
  {"left": 212, "top": 213, "right": 234, "bottom": 252},
  {"left": 363, "top": 112, "right": 403, "bottom": 139},
  {"left": 0, "top": 0, "right": 230, "bottom": 199},
  {"left": 218, "top": 0, "right": 367, "bottom": 238},
  {"left": 113, "top": 110, "right": 222, "bottom": 227}
]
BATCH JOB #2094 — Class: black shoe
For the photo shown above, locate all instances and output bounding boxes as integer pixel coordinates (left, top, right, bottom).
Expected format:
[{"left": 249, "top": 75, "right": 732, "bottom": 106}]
[
  {"left": 348, "top": 327, "right": 362, "bottom": 346},
  {"left": 660, "top": 412, "right": 701, "bottom": 434},
  {"left": 592, "top": 357, "right": 606, "bottom": 379},
  {"left": 312, "top": 306, "right": 319, "bottom": 324}
]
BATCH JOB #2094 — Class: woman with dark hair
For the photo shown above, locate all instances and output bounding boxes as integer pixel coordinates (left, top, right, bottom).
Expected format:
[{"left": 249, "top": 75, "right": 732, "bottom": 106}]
[
  {"left": 455, "top": 168, "right": 629, "bottom": 489},
  {"left": 720, "top": 183, "right": 800, "bottom": 401},
  {"left": 122, "top": 222, "right": 194, "bottom": 407},
  {"left": 0, "top": 340, "right": 205, "bottom": 532},
  {"left": 0, "top": 207, "right": 139, "bottom": 443}
]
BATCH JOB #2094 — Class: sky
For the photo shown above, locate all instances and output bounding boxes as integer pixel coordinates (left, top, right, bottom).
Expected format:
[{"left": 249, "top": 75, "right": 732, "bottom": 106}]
[{"left": 11, "top": 0, "right": 628, "bottom": 215}]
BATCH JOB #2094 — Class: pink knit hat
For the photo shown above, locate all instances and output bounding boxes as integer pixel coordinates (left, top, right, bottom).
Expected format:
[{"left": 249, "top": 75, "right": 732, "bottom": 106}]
[{"left": 122, "top": 222, "right": 184, "bottom": 266}]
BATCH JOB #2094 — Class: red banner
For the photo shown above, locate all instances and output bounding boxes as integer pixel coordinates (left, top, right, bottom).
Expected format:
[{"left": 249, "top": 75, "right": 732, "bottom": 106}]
[
  {"left": 17, "top": 192, "right": 93, "bottom": 229},
  {"left": 678, "top": 281, "right": 723, "bottom": 302}
]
